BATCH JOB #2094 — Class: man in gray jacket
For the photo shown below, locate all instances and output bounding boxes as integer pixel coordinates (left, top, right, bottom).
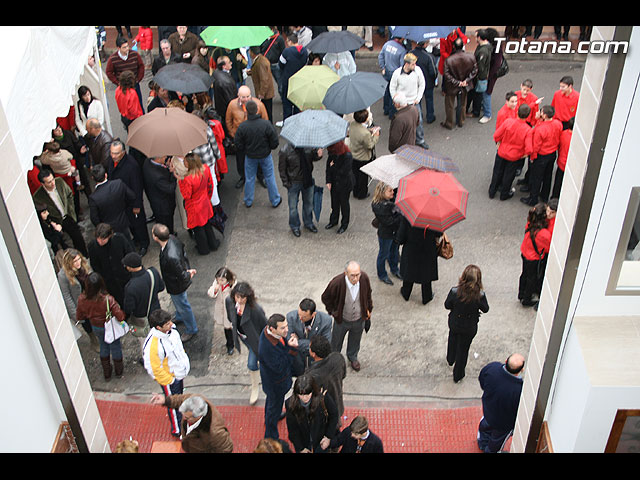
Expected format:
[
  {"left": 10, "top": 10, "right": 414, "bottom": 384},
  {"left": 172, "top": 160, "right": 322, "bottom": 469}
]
[{"left": 286, "top": 298, "right": 333, "bottom": 371}]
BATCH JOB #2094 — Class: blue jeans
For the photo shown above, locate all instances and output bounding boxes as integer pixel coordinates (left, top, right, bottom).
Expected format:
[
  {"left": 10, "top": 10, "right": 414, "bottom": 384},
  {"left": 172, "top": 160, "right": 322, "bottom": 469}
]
[
  {"left": 414, "top": 104, "right": 425, "bottom": 146},
  {"left": 377, "top": 236, "right": 399, "bottom": 280},
  {"left": 482, "top": 92, "right": 492, "bottom": 118},
  {"left": 92, "top": 325, "right": 123, "bottom": 359},
  {"left": 241, "top": 337, "right": 260, "bottom": 371},
  {"left": 424, "top": 87, "right": 435, "bottom": 123},
  {"left": 170, "top": 291, "right": 198, "bottom": 335},
  {"left": 244, "top": 154, "right": 281, "bottom": 207},
  {"left": 287, "top": 182, "right": 314, "bottom": 229}
]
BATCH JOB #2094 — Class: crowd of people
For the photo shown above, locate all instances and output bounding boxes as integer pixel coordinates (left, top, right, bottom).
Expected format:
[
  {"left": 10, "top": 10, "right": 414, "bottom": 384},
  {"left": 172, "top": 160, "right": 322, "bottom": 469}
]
[{"left": 31, "top": 25, "right": 583, "bottom": 453}]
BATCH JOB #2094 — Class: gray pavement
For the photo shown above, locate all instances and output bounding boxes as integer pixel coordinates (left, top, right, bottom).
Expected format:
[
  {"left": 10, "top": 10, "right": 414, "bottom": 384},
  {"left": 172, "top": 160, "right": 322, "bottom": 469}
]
[{"left": 77, "top": 51, "right": 584, "bottom": 409}]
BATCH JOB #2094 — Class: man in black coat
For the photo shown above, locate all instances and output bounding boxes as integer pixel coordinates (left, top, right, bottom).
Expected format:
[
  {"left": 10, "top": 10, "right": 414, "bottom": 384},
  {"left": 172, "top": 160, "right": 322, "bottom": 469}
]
[
  {"left": 88, "top": 223, "right": 133, "bottom": 306},
  {"left": 410, "top": 41, "right": 439, "bottom": 124},
  {"left": 152, "top": 223, "right": 198, "bottom": 342},
  {"left": 328, "top": 415, "right": 384, "bottom": 453},
  {"left": 106, "top": 140, "right": 150, "bottom": 255},
  {"left": 84, "top": 118, "right": 113, "bottom": 167},
  {"left": 142, "top": 156, "right": 177, "bottom": 234},
  {"left": 212, "top": 56, "right": 238, "bottom": 131},
  {"left": 306, "top": 335, "right": 346, "bottom": 425},
  {"left": 88, "top": 163, "right": 136, "bottom": 237}
]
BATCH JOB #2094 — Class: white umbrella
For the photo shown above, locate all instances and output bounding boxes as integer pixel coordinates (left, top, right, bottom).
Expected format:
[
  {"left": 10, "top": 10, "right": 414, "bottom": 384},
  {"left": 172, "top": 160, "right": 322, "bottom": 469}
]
[{"left": 360, "top": 154, "right": 423, "bottom": 189}]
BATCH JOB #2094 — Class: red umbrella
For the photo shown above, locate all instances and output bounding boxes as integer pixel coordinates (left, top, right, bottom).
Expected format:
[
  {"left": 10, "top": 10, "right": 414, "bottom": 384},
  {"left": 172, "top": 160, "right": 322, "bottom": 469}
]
[{"left": 395, "top": 169, "right": 468, "bottom": 231}]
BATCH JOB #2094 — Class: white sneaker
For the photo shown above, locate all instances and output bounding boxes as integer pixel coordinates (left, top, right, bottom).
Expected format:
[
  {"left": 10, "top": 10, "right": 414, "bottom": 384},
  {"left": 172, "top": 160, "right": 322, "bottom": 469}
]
[
  {"left": 479, "top": 116, "right": 491, "bottom": 124},
  {"left": 275, "top": 121, "right": 284, "bottom": 127}
]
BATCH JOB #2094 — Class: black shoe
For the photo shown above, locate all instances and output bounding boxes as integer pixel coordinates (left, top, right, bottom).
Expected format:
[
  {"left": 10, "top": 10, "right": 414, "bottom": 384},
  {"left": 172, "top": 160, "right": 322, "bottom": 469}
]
[
  {"left": 304, "top": 225, "right": 318, "bottom": 233},
  {"left": 400, "top": 288, "right": 410, "bottom": 301},
  {"left": 325, "top": 222, "right": 337, "bottom": 229},
  {"left": 291, "top": 228, "right": 301, "bottom": 237},
  {"left": 138, "top": 247, "right": 148, "bottom": 257},
  {"left": 488, "top": 189, "right": 496, "bottom": 199},
  {"left": 336, "top": 226, "right": 347, "bottom": 234},
  {"left": 520, "top": 196, "right": 536, "bottom": 206},
  {"left": 392, "top": 271, "right": 403, "bottom": 280},
  {"left": 235, "top": 178, "right": 245, "bottom": 189},
  {"left": 380, "top": 277, "right": 393, "bottom": 285},
  {"left": 500, "top": 189, "right": 515, "bottom": 201},
  {"left": 516, "top": 178, "right": 527, "bottom": 185},
  {"left": 226, "top": 345, "right": 234, "bottom": 355}
]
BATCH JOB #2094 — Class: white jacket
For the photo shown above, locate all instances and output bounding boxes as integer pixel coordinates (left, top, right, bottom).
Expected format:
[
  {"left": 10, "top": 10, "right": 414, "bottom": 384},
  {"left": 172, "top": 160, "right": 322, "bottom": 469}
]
[
  {"left": 143, "top": 326, "right": 190, "bottom": 386},
  {"left": 389, "top": 66, "right": 426, "bottom": 106}
]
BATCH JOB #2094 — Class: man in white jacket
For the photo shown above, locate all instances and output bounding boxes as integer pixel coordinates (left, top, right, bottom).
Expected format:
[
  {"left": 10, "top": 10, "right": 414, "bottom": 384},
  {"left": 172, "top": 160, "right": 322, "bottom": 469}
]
[
  {"left": 389, "top": 53, "right": 428, "bottom": 149},
  {"left": 143, "top": 309, "right": 191, "bottom": 437}
]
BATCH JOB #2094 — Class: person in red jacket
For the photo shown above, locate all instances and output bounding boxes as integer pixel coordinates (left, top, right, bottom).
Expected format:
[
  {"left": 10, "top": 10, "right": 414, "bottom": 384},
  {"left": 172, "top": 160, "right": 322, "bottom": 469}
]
[
  {"left": 488, "top": 104, "right": 532, "bottom": 200},
  {"left": 551, "top": 76, "right": 579, "bottom": 129},
  {"left": 514, "top": 79, "right": 543, "bottom": 189},
  {"left": 521, "top": 105, "right": 563, "bottom": 206},
  {"left": 115, "top": 70, "right": 143, "bottom": 131},
  {"left": 495, "top": 91, "right": 518, "bottom": 132},
  {"left": 552, "top": 117, "right": 573, "bottom": 199},
  {"left": 518, "top": 203, "right": 552, "bottom": 307},
  {"left": 134, "top": 26, "right": 154, "bottom": 69}
]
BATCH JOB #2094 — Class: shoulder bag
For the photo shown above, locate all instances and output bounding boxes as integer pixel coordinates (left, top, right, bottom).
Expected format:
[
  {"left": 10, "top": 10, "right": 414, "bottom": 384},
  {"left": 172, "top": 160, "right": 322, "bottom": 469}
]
[
  {"left": 104, "top": 296, "right": 130, "bottom": 344},
  {"left": 129, "top": 270, "right": 155, "bottom": 338},
  {"left": 437, "top": 232, "right": 454, "bottom": 260}
]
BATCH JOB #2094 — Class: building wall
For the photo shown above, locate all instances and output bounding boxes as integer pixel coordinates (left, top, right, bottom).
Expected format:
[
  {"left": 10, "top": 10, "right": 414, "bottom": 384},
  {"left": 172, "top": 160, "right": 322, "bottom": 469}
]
[{"left": 511, "top": 26, "right": 619, "bottom": 453}]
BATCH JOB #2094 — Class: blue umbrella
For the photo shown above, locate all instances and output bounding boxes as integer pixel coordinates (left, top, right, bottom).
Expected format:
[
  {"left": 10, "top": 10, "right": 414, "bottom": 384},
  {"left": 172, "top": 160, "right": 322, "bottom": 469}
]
[
  {"left": 280, "top": 110, "right": 349, "bottom": 148},
  {"left": 389, "top": 26, "right": 458, "bottom": 42}
]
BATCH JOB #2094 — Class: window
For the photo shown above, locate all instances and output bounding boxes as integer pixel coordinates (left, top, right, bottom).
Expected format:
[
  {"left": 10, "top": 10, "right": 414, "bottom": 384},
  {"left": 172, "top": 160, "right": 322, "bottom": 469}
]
[{"left": 607, "top": 187, "right": 640, "bottom": 294}]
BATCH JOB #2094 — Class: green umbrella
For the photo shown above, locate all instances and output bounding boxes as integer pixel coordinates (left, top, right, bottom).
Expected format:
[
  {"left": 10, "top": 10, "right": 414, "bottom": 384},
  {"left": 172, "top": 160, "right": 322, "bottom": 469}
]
[
  {"left": 200, "top": 26, "right": 272, "bottom": 49},
  {"left": 287, "top": 65, "right": 340, "bottom": 111}
]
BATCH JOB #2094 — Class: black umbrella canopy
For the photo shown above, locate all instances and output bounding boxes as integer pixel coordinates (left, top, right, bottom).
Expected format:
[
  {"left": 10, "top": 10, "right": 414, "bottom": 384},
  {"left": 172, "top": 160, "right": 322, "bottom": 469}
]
[
  {"left": 305, "top": 30, "right": 365, "bottom": 53},
  {"left": 322, "top": 71, "right": 387, "bottom": 115},
  {"left": 153, "top": 63, "right": 212, "bottom": 95}
]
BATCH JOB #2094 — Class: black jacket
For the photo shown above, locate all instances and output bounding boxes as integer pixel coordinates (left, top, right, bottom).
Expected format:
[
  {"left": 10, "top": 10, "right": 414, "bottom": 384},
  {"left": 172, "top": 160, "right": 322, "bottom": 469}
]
[
  {"left": 234, "top": 113, "right": 279, "bottom": 159},
  {"left": 411, "top": 46, "right": 438, "bottom": 89},
  {"left": 123, "top": 267, "right": 166, "bottom": 318},
  {"left": 88, "top": 233, "right": 133, "bottom": 289},
  {"left": 329, "top": 426, "right": 384, "bottom": 453},
  {"left": 325, "top": 152, "right": 354, "bottom": 191},
  {"left": 89, "top": 178, "right": 136, "bottom": 234},
  {"left": 106, "top": 153, "right": 145, "bottom": 208},
  {"left": 285, "top": 393, "right": 338, "bottom": 453},
  {"left": 395, "top": 217, "right": 442, "bottom": 284},
  {"left": 142, "top": 158, "right": 176, "bottom": 218},
  {"left": 225, "top": 296, "right": 267, "bottom": 354},
  {"left": 372, "top": 199, "right": 402, "bottom": 239},
  {"left": 212, "top": 68, "right": 237, "bottom": 120},
  {"left": 444, "top": 287, "right": 490, "bottom": 335},
  {"left": 159, "top": 235, "right": 192, "bottom": 295}
]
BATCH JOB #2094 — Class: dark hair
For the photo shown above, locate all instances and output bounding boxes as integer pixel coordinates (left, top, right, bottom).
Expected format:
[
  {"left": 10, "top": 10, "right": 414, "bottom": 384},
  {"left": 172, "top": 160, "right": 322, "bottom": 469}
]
[
  {"left": 353, "top": 109, "right": 369, "bottom": 124},
  {"left": 91, "top": 164, "right": 106, "bottom": 183},
  {"left": 215, "top": 267, "right": 236, "bottom": 285},
  {"left": 149, "top": 309, "right": 173, "bottom": 330},
  {"left": 521, "top": 79, "right": 534, "bottom": 89},
  {"left": 517, "top": 104, "right": 531, "bottom": 119},
  {"left": 84, "top": 272, "right": 107, "bottom": 300},
  {"left": 299, "top": 298, "right": 316, "bottom": 314},
  {"left": 309, "top": 335, "right": 331, "bottom": 359},
  {"left": 567, "top": 116, "right": 575, "bottom": 130},
  {"left": 286, "top": 374, "right": 327, "bottom": 424},
  {"left": 245, "top": 100, "right": 258, "bottom": 116},
  {"left": 37, "top": 168, "right": 54, "bottom": 184},
  {"left": 118, "top": 70, "right": 136, "bottom": 91},
  {"left": 116, "top": 35, "right": 129, "bottom": 48},
  {"left": 541, "top": 105, "right": 555, "bottom": 118},
  {"left": 456, "top": 265, "right": 484, "bottom": 304},
  {"left": 151, "top": 223, "right": 170, "bottom": 242},
  {"left": 476, "top": 28, "right": 489, "bottom": 41},
  {"left": 505, "top": 91, "right": 517, "bottom": 101},
  {"left": 95, "top": 223, "right": 113, "bottom": 240},
  {"left": 526, "top": 203, "right": 550, "bottom": 238},
  {"left": 231, "top": 282, "right": 256, "bottom": 307},
  {"left": 349, "top": 415, "right": 369, "bottom": 435},
  {"left": 560, "top": 75, "right": 574, "bottom": 86},
  {"left": 266, "top": 313, "right": 285, "bottom": 329}
]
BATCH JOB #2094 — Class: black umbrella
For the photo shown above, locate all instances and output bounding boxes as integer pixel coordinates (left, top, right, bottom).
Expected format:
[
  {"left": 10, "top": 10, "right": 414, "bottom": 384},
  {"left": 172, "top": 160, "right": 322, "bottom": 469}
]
[
  {"left": 153, "top": 63, "right": 212, "bottom": 95},
  {"left": 305, "top": 30, "right": 365, "bottom": 53},
  {"left": 322, "top": 71, "right": 388, "bottom": 115}
]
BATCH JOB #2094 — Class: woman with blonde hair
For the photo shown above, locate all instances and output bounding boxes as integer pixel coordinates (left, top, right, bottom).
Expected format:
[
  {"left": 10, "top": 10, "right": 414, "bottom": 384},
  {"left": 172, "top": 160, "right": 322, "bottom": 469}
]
[
  {"left": 178, "top": 152, "right": 219, "bottom": 255},
  {"left": 444, "top": 264, "right": 490, "bottom": 383},
  {"left": 57, "top": 248, "right": 99, "bottom": 351},
  {"left": 371, "top": 182, "right": 401, "bottom": 285}
]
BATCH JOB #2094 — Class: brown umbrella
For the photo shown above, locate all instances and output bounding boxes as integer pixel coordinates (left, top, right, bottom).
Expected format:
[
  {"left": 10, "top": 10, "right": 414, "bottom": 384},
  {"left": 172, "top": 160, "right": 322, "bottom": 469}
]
[{"left": 126, "top": 107, "right": 208, "bottom": 157}]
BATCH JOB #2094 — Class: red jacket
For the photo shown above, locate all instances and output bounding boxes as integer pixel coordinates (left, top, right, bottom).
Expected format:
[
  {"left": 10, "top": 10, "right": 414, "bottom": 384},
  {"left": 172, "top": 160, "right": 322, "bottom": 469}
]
[
  {"left": 178, "top": 165, "right": 214, "bottom": 229},
  {"left": 495, "top": 103, "right": 517, "bottom": 132},
  {"left": 438, "top": 28, "right": 468, "bottom": 75},
  {"left": 557, "top": 128, "right": 572, "bottom": 171},
  {"left": 521, "top": 227, "right": 552, "bottom": 261},
  {"left": 494, "top": 117, "right": 532, "bottom": 162},
  {"left": 115, "top": 87, "right": 143, "bottom": 121},
  {"left": 530, "top": 118, "right": 563, "bottom": 160},
  {"left": 134, "top": 27, "right": 153, "bottom": 50},
  {"left": 207, "top": 119, "right": 228, "bottom": 179},
  {"left": 551, "top": 89, "right": 579, "bottom": 122},
  {"left": 516, "top": 91, "right": 539, "bottom": 126}
]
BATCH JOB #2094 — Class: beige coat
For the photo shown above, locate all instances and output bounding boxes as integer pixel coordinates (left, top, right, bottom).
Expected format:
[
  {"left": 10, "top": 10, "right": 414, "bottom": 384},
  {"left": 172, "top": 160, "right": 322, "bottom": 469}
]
[{"left": 207, "top": 280, "right": 234, "bottom": 328}]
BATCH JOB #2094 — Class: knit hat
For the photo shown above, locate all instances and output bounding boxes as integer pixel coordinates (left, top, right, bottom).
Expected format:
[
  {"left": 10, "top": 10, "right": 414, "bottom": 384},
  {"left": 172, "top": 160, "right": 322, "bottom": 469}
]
[{"left": 122, "top": 252, "right": 142, "bottom": 268}]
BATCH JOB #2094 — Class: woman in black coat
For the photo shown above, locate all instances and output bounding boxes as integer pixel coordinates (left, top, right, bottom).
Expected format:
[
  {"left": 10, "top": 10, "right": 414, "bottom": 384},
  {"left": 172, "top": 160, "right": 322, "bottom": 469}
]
[
  {"left": 445, "top": 265, "right": 489, "bottom": 383},
  {"left": 325, "top": 140, "right": 354, "bottom": 234},
  {"left": 395, "top": 216, "right": 442, "bottom": 304},
  {"left": 371, "top": 182, "right": 402, "bottom": 284},
  {"left": 285, "top": 374, "right": 338, "bottom": 453},
  {"left": 226, "top": 281, "right": 267, "bottom": 405}
]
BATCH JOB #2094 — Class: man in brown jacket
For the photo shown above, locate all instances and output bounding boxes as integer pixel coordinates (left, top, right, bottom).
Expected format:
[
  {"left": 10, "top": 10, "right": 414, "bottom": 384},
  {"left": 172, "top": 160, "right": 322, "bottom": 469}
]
[
  {"left": 248, "top": 46, "right": 275, "bottom": 122},
  {"left": 321, "top": 261, "right": 373, "bottom": 372},
  {"left": 442, "top": 37, "right": 478, "bottom": 130},
  {"left": 388, "top": 92, "right": 419, "bottom": 153},
  {"left": 226, "top": 85, "right": 269, "bottom": 188},
  {"left": 152, "top": 393, "right": 233, "bottom": 453}
]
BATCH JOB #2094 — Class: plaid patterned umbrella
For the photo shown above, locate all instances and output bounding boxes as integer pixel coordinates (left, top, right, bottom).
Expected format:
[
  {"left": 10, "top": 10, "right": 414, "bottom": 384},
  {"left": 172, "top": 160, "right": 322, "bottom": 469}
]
[
  {"left": 395, "top": 169, "right": 468, "bottom": 231},
  {"left": 280, "top": 110, "right": 348, "bottom": 148},
  {"left": 394, "top": 144, "right": 459, "bottom": 173}
]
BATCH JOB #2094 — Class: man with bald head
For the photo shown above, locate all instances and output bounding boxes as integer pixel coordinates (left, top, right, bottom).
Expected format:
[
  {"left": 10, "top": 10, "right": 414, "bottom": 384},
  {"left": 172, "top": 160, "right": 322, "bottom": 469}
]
[
  {"left": 226, "top": 85, "right": 269, "bottom": 188},
  {"left": 321, "top": 261, "right": 373, "bottom": 372},
  {"left": 84, "top": 117, "right": 113, "bottom": 167},
  {"left": 477, "top": 353, "right": 525, "bottom": 453}
]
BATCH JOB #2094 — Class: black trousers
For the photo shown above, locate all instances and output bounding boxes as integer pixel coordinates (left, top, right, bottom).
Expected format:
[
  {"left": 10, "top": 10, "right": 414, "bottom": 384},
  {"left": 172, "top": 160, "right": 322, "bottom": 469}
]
[
  {"left": 518, "top": 255, "right": 546, "bottom": 304},
  {"left": 551, "top": 167, "right": 564, "bottom": 199},
  {"left": 193, "top": 222, "right": 219, "bottom": 255},
  {"left": 352, "top": 159, "right": 370, "bottom": 199},
  {"left": 329, "top": 187, "right": 351, "bottom": 228},
  {"left": 401, "top": 280, "right": 433, "bottom": 304},
  {"left": 446, "top": 322, "right": 477, "bottom": 382},
  {"left": 127, "top": 207, "right": 150, "bottom": 249},
  {"left": 489, "top": 154, "right": 520, "bottom": 199},
  {"left": 529, "top": 152, "right": 556, "bottom": 203},
  {"left": 61, "top": 216, "right": 88, "bottom": 257}
]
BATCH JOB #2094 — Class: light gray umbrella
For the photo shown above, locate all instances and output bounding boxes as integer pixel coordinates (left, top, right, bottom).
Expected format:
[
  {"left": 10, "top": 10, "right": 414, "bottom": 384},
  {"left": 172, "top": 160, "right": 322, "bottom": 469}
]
[
  {"left": 280, "top": 110, "right": 348, "bottom": 148},
  {"left": 322, "top": 71, "right": 388, "bottom": 115},
  {"left": 360, "top": 153, "right": 423, "bottom": 189}
]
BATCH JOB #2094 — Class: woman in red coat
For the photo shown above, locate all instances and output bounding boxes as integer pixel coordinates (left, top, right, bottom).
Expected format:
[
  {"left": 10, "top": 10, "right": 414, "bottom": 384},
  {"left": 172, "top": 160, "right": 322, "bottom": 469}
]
[
  {"left": 178, "top": 152, "right": 220, "bottom": 255},
  {"left": 518, "top": 203, "right": 552, "bottom": 307},
  {"left": 115, "top": 70, "right": 143, "bottom": 131}
]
